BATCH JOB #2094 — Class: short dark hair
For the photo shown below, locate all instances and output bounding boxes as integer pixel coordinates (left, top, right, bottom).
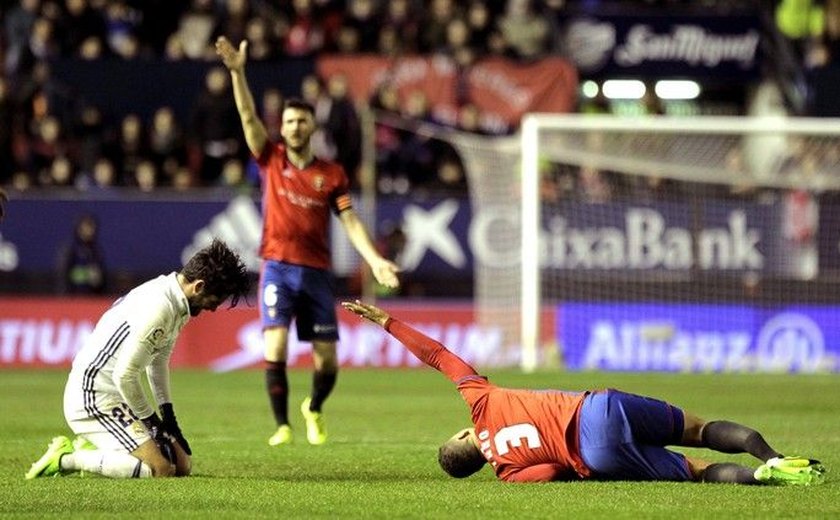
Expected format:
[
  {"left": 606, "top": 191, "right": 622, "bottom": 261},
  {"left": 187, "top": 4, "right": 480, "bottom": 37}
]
[
  {"left": 437, "top": 439, "right": 486, "bottom": 478},
  {"left": 180, "top": 239, "right": 251, "bottom": 307},
  {"left": 283, "top": 97, "right": 315, "bottom": 116}
]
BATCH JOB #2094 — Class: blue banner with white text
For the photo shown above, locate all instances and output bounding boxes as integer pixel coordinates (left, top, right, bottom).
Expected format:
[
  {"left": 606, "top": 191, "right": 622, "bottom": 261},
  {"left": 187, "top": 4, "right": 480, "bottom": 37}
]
[
  {"left": 0, "top": 194, "right": 814, "bottom": 278},
  {"left": 559, "top": 303, "right": 840, "bottom": 373}
]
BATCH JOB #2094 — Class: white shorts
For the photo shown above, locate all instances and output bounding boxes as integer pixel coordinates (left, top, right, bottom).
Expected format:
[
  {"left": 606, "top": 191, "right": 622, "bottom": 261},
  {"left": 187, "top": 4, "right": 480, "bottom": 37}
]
[{"left": 63, "top": 380, "right": 150, "bottom": 453}]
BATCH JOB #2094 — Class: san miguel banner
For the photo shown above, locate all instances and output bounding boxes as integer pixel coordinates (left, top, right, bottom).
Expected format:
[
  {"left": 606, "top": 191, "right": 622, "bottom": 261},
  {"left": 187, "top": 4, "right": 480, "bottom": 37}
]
[
  {"left": 559, "top": 303, "right": 840, "bottom": 373},
  {"left": 0, "top": 298, "right": 538, "bottom": 370},
  {"left": 557, "top": 10, "right": 763, "bottom": 79},
  {"left": 317, "top": 55, "right": 578, "bottom": 127}
]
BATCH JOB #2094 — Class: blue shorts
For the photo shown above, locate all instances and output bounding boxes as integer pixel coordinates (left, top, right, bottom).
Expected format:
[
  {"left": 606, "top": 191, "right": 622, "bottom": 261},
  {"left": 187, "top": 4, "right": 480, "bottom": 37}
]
[
  {"left": 259, "top": 260, "right": 338, "bottom": 341},
  {"left": 578, "top": 389, "right": 692, "bottom": 481}
]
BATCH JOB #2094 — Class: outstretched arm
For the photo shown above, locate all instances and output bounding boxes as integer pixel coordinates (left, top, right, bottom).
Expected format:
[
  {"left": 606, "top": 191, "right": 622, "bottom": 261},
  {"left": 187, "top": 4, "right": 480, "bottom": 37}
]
[
  {"left": 342, "top": 300, "right": 477, "bottom": 382},
  {"left": 339, "top": 209, "right": 400, "bottom": 289},
  {"left": 215, "top": 37, "right": 268, "bottom": 157}
]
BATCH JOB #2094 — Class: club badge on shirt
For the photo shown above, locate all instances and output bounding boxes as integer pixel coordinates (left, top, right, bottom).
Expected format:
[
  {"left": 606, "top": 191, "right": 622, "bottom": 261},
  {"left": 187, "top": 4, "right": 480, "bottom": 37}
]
[
  {"left": 313, "top": 174, "right": 325, "bottom": 192},
  {"left": 146, "top": 327, "right": 166, "bottom": 347}
]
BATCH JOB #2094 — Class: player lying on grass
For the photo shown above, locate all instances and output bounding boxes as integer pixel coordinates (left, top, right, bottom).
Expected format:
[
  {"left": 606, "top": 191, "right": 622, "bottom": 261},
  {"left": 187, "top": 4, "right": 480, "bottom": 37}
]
[
  {"left": 342, "top": 300, "right": 826, "bottom": 486},
  {"left": 25, "top": 239, "right": 251, "bottom": 479}
]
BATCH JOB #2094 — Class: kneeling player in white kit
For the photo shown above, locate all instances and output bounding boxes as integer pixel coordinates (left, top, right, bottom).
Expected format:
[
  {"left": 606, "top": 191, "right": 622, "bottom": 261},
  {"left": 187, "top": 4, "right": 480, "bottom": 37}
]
[{"left": 25, "top": 239, "right": 251, "bottom": 479}]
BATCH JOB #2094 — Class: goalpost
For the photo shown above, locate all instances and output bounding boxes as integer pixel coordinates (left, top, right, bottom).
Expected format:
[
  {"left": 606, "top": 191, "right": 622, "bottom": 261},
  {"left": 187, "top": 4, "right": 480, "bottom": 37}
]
[
  {"left": 366, "top": 112, "right": 840, "bottom": 371},
  {"left": 515, "top": 114, "right": 840, "bottom": 371}
]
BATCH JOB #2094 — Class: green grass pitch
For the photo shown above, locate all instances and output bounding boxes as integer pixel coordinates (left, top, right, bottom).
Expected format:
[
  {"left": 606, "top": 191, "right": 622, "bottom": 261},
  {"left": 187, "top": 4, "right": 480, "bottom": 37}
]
[{"left": 2, "top": 368, "right": 838, "bottom": 519}]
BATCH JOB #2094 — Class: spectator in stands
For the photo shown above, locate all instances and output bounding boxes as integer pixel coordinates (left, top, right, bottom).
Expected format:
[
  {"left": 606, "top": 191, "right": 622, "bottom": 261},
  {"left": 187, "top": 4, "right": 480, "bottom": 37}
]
[
  {"left": 216, "top": 158, "right": 253, "bottom": 195},
  {"left": 108, "top": 113, "right": 149, "bottom": 185},
  {"left": 177, "top": 0, "right": 218, "bottom": 60},
  {"left": 382, "top": 0, "right": 418, "bottom": 54},
  {"left": 323, "top": 73, "right": 362, "bottom": 185},
  {"left": 103, "top": 1, "right": 144, "bottom": 59},
  {"left": 4, "top": 0, "right": 41, "bottom": 76},
  {"left": 59, "top": 212, "right": 106, "bottom": 294},
  {"left": 73, "top": 104, "right": 105, "bottom": 177},
  {"left": 419, "top": 0, "right": 458, "bottom": 53},
  {"left": 57, "top": 0, "right": 106, "bottom": 58},
  {"left": 213, "top": 0, "right": 251, "bottom": 49},
  {"left": 343, "top": 0, "right": 381, "bottom": 52},
  {"left": 441, "top": 18, "right": 475, "bottom": 67},
  {"left": 46, "top": 155, "right": 75, "bottom": 187},
  {"left": 132, "top": 159, "right": 158, "bottom": 192},
  {"left": 148, "top": 106, "right": 186, "bottom": 184},
  {"left": 172, "top": 166, "right": 195, "bottom": 191},
  {"left": 497, "top": 0, "right": 550, "bottom": 60},
  {"left": 332, "top": 24, "right": 360, "bottom": 53},
  {"left": 243, "top": 17, "right": 276, "bottom": 61},
  {"left": 377, "top": 26, "right": 403, "bottom": 58},
  {"left": 188, "top": 66, "right": 244, "bottom": 185},
  {"left": 578, "top": 164, "right": 613, "bottom": 203},
  {"left": 283, "top": 0, "right": 325, "bottom": 57},
  {"left": 28, "top": 116, "right": 68, "bottom": 183},
  {"left": 77, "top": 33, "right": 105, "bottom": 60},
  {"left": 396, "top": 90, "right": 437, "bottom": 188},
  {"left": 465, "top": 0, "right": 493, "bottom": 57},
  {"left": 83, "top": 157, "right": 118, "bottom": 191}
]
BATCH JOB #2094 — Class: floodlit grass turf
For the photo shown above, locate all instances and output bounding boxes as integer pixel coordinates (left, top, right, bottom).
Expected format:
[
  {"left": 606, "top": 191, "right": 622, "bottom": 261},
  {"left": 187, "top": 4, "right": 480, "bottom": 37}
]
[{"left": 2, "top": 368, "right": 838, "bottom": 519}]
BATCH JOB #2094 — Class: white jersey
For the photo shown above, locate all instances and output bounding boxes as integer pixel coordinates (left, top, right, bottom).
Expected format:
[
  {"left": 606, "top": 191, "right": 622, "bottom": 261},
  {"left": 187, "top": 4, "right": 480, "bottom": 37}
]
[{"left": 64, "top": 273, "right": 190, "bottom": 429}]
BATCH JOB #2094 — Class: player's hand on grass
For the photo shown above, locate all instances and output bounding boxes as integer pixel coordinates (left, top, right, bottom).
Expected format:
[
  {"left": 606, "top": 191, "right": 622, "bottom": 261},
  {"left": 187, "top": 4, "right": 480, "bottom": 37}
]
[
  {"left": 370, "top": 258, "right": 400, "bottom": 289},
  {"left": 215, "top": 36, "right": 247, "bottom": 72},
  {"left": 342, "top": 300, "right": 390, "bottom": 327},
  {"left": 161, "top": 403, "right": 192, "bottom": 455}
]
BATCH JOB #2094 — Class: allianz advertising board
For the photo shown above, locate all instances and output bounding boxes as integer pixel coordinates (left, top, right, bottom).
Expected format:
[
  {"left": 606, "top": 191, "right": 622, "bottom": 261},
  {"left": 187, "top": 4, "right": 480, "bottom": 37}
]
[{"left": 559, "top": 303, "right": 840, "bottom": 373}]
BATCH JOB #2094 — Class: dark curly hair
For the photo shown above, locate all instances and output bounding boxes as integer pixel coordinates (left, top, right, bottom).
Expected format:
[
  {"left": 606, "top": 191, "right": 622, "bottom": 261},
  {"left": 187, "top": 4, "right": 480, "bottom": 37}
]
[{"left": 180, "top": 239, "right": 251, "bottom": 307}]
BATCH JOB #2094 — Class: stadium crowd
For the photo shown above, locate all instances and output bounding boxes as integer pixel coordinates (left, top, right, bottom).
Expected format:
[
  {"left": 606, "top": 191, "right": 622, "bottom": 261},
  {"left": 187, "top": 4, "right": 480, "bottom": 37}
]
[{"left": 0, "top": 0, "right": 778, "bottom": 198}]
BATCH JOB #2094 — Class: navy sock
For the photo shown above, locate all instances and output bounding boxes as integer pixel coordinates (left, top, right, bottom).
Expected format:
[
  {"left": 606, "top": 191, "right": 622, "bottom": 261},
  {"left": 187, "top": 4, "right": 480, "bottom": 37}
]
[
  {"left": 265, "top": 361, "right": 288, "bottom": 425},
  {"left": 701, "top": 463, "right": 760, "bottom": 484},
  {"left": 702, "top": 421, "right": 782, "bottom": 461},
  {"left": 309, "top": 370, "right": 337, "bottom": 412}
]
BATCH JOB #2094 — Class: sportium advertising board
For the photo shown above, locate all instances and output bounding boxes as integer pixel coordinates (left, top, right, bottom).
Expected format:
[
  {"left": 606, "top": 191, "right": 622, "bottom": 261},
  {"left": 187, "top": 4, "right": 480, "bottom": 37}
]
[{"left": 559, "top": 303, "right": 840, "bottom": 373}]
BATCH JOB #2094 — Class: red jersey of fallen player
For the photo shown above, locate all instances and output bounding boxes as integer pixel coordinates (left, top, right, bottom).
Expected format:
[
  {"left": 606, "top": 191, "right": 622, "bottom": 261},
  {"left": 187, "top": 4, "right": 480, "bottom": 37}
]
[
  {"left": 256, "top": 142, "right": 352, "bottom": 270},
  {"left": 384, "top": 318, "right": 592, "bottom": 483}
]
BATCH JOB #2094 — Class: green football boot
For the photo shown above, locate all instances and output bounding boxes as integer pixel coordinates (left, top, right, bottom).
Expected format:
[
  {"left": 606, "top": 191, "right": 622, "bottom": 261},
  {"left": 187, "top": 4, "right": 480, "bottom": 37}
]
[
  {"left": 754, "top": 456, "right": 826, "bottom": 486},
  {"left": 25, "top": 436, "right": 73, "bottom": 480}
]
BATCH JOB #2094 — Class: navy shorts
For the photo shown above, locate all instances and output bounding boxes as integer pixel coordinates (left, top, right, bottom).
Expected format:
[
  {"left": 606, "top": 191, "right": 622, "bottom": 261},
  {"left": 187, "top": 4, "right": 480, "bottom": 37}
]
[
  {"left": 578, "top": 389, "right": 692, "bottom": 481},
  {"left": 259, "top": 260, "right": 339, "bottom": 341}
]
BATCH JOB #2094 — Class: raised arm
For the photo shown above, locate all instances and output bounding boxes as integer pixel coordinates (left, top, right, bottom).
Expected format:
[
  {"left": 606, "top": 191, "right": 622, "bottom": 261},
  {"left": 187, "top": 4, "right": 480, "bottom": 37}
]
[
  {"left": 338, "top": 208, "right": 400, "bottom": 289},
  {"left": 214, "top": 37, "right": 268, "bottom": 157},
  {"left": 342, "top": 300, "right": 477, "bottom": 382}
]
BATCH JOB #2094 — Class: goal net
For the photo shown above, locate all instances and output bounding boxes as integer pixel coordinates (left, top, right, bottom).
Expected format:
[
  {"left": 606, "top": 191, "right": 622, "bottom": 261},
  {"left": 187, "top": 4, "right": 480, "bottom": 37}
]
[{"left": 452, "top": 114, "right": 840, "bottom": 371}]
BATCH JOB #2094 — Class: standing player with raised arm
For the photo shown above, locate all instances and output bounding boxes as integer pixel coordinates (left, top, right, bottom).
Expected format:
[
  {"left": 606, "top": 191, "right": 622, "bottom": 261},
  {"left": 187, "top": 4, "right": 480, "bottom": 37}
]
[
  {"left": 215, "top": 37, "right": 400, "bottom": 446},
  {"left": 342, "top": 300, "right": 826, "bottom": 486},
  {"left": 25, "top": 239, "right": 251, "bottom": 479}
]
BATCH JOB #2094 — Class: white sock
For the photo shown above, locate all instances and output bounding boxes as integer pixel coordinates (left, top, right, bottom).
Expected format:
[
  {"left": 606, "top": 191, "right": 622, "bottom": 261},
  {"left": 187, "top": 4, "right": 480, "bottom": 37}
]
[{"left": 61, "top": 450, "right": 152, "bottom": 478}]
